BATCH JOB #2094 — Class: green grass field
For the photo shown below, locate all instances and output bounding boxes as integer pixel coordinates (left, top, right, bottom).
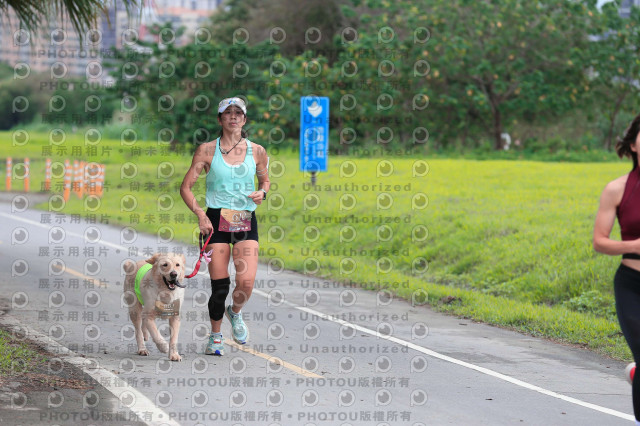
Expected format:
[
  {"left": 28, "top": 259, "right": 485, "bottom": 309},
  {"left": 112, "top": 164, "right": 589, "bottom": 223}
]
[{"left": 1, "top": 131, "right": 633, "bottom": 359}]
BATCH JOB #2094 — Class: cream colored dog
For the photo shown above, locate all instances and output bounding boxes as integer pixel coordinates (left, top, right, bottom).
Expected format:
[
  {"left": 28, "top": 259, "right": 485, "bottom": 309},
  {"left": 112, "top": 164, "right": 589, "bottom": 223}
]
[{"left": 123, "top": 253, "right": 186, "bottom": 361}]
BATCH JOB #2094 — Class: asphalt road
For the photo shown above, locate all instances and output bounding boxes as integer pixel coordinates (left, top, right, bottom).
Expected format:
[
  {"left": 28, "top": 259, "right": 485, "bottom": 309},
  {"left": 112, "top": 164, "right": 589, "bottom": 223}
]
[{"left": 0, "top": 193, "right": 635, "bottom": 425}]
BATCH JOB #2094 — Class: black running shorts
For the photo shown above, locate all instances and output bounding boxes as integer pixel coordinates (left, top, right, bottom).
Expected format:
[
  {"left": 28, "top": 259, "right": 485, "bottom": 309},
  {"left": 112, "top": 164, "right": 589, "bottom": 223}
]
[{"left": 205, "top": 208, "right": 259, "bottom": 244}]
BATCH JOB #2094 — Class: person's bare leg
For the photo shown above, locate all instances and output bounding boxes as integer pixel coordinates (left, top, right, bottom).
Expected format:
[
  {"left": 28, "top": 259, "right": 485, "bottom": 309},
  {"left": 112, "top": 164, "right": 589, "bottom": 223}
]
[{"left": 230, "top": 240, "right": 259, "bottom": 313}]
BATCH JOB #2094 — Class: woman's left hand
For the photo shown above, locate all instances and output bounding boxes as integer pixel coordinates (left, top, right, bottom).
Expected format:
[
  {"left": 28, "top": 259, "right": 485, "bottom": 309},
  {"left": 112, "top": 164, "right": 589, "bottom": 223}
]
[{"left": 248, "top": 191, "right": 264, "bottom": 205}]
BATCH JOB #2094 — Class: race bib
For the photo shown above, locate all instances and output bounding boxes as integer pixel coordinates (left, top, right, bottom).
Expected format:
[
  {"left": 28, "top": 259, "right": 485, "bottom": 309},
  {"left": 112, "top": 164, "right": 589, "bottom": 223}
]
[
  {"left": 219, "top": 208, "right": 252, "bottom": 232},
  {"left": 155, "top": 299, "right": 180, "bottom": 318}
]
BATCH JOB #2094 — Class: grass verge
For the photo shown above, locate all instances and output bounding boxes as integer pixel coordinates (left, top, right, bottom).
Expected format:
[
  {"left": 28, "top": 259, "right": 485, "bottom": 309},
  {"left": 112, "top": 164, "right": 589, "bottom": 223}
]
[
  {"left": 0, "top": 325, "right": 94, "bottom": 395},
  {"left": 0, "top": 328, "right": 43, "bottom": 375}
]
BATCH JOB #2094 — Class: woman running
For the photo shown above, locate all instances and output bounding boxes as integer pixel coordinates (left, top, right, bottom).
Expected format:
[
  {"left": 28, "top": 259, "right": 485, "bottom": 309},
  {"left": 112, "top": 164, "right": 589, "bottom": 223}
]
[
  {"left": 180, "top": 97, "right": 270, "bottom": 356},
  {"left": 593, "top": 113, "right": 640, "bottom": 424}
]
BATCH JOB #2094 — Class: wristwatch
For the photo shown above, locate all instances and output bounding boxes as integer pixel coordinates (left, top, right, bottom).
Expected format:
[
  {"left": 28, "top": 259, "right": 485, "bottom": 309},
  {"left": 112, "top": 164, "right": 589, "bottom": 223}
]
[{"left": 260, "top": 189, "right": 267, "bottom": 200}]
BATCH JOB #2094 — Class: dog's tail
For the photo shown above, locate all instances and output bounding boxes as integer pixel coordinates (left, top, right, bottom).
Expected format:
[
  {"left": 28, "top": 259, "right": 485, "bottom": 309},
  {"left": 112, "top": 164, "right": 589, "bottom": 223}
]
[{"left": 123, "top": 260, "right": 137, "bottom": 276}]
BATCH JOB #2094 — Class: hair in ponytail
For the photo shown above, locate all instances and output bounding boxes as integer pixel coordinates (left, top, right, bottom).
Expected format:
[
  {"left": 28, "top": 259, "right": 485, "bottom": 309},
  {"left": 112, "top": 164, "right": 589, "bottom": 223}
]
[{"left": 616, "top": 113, "right": 640, "bottom": 171}]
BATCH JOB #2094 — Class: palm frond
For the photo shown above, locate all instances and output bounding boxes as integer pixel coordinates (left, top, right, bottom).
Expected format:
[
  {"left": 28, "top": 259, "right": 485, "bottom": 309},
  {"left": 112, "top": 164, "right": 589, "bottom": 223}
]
[{"left": 0, "top": 0, "right": 140, "bottom": 43}]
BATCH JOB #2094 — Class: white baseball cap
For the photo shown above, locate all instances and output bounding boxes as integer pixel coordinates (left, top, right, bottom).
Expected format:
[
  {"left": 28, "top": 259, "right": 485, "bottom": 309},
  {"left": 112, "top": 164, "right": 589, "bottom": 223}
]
[{"left": 218, "top": 97, "right": 247, "bottom": 114}]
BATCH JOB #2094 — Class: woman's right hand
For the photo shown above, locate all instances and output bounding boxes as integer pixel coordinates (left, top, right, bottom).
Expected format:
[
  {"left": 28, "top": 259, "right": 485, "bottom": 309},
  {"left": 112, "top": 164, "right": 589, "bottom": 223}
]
[{"left": 198, "top": 214, "right": 213, "bottom": 236}]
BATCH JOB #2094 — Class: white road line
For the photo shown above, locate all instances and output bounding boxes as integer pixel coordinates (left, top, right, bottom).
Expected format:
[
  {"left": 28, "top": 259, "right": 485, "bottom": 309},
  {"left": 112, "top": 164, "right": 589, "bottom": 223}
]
[
  {"left": 0, "top": 314, "right": 180, "bottom": 426},
  {"left": 0, "top": 211, "right": 126, "bottom": 252},
  {"left": 2, "top": 211, "right": 634, "bottom": 421},
  {"left": 251, "top": 292, "right": 635, "bottom": 421}
]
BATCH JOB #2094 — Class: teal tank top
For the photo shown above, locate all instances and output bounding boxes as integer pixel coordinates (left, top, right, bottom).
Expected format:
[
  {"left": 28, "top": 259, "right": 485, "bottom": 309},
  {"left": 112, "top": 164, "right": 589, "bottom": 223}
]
[{"left": 205, "top": 138, "right": 258, "bottom": 211}]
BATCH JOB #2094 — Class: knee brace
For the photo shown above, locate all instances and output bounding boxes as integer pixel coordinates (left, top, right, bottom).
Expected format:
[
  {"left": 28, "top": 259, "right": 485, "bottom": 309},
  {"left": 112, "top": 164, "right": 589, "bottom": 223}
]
[{"left": 208, "top": 277, "right": 231, "bottom": 320}]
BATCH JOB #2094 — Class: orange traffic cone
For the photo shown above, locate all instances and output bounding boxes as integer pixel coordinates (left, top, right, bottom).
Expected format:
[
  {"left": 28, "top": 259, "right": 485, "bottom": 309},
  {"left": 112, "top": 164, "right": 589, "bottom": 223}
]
[
  {"left": 5, "top": 157, "right": 11, "bottom": 191},
  {"left": 23, "top": 157, "right": 30, "bottom": 192},
  {"left": 63, "top": 159, "right": 71, "bottom": 202},
  {"left": 44, "top": 158, "right": 51, "bottom": 191}
]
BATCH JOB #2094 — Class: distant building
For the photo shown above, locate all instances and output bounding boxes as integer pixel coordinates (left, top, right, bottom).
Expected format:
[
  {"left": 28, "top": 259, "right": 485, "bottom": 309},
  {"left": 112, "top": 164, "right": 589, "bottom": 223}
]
[
  {"left": 619, "top": 0, "right": 640, "bottom": 18},
  {"left": 141, "top": 0, "right": 221, "bottom": 46},
  {"left": 0, "top": 7, "right": 103, "bottom": 79},
  {"left": 0, "top": 0, "right": 220, "bottom": 79}
]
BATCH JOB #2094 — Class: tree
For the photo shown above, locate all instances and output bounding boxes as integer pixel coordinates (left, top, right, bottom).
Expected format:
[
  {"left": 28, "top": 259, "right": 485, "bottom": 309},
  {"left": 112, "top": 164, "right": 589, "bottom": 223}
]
[
  {"left": 429, "top": 0, "right": 596, "bottom": 149},
  {"left": 206, "top": 0, "right": 251, "bottom": 45},
  {"left": 0, "top": 0, "right": 139, "bottom": 42},
  {"left": 107, "top": 22, "right": 279, "bottom": 151},
  {"left": 209, "top": 0, "right": 344, "bottom": 60},
  {"left": 587, "top": 2, "right": 640, "bottom": 150},
  {"left": 0, "top": 72, "right": 50, "bottom": 129}
]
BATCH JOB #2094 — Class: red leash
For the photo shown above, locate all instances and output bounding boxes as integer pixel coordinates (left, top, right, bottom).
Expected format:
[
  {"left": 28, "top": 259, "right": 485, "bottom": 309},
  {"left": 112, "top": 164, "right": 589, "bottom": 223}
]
[{"left": 185, "top": 232, "right": 212, "bottom": 278}]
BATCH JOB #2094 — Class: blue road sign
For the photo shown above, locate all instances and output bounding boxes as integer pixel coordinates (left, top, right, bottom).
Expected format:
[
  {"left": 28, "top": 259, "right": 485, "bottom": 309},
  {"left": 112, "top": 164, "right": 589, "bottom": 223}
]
[{"left": 300, "top": 96, "right": 329, "bottom": 172}]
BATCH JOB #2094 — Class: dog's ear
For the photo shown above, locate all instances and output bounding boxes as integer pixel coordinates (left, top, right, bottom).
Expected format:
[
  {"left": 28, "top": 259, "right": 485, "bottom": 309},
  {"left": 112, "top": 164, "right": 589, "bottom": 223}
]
[
  {"left": 180, "top": 254, "right": 186, "bottom": 266},
  {"left": 145, "top": 253, "right": 160, "bottom": 265},
  {"left": 123, "top": 260, "right": 136, "bottom": 274}
]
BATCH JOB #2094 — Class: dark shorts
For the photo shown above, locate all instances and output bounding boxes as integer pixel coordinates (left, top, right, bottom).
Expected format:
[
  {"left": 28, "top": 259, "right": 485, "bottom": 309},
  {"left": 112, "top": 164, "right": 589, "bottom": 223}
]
[{"left": 205, "top": 208, "right": 259, "bottom": 245}]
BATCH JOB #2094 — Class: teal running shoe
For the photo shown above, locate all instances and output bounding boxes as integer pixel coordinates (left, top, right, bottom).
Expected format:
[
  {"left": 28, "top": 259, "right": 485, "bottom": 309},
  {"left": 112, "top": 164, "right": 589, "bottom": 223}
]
[
  {"left": 205, "top": 333, "right": 224, "bottom": 356},
  {"left": 225, "top": 305, "right": 249, "bottom": 344}
]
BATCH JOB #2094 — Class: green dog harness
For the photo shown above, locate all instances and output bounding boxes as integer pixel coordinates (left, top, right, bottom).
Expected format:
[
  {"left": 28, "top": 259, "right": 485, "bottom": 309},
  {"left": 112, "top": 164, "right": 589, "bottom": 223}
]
[{"left": 134, "top": 263, "right": 153, "bottom": 306}]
